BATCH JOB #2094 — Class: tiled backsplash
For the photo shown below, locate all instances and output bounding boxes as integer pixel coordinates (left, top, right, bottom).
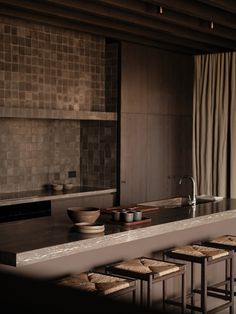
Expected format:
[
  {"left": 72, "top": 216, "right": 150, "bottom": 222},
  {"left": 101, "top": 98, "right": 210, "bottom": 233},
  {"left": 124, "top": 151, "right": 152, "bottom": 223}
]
[
  {"left": 80, "top": 121, "right": 117, "bottom": 188},
  {"left": 105, "top": 42, "right": 119, "bottom": 112},
  {"left": 0, "top": 118, "right": 80, "bottom": 193},
  {"left": 0, "top": 16, "right": 117, "bottom": 194},
  {"left": 0, "top": 16, "right": 105, "bottom": 112}
]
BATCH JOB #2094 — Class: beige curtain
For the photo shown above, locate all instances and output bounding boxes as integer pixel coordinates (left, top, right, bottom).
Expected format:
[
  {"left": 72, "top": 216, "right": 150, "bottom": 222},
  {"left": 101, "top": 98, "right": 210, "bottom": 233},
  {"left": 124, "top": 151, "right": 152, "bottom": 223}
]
[{"left": 193, "top": 52, "right": 236, "bottom": 197}]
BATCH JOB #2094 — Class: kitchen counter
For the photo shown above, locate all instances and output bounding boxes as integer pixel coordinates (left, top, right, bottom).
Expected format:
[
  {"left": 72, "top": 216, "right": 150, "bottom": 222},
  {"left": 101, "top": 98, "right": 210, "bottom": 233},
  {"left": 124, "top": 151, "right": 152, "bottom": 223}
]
[
  {"left": 1, "top": 198, "right": 236, "bottom": 267},
  {"left": 0, "top": 186, "right": 116, "bottom": 206}
]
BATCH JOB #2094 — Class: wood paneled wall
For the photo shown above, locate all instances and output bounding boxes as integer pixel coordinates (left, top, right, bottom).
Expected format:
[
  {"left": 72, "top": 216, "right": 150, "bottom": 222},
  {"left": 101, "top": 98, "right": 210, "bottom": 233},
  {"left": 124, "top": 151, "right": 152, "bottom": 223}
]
[{"left": 120, "top": 42, "right": 194, "bottom": 204}]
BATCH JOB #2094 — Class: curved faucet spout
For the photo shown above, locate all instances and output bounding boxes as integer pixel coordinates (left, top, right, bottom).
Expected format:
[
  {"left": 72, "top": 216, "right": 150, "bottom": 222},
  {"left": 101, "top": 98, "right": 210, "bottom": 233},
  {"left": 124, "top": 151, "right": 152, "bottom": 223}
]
[{"left": 179, "top": 176, "right": 196, "bottom": 206}]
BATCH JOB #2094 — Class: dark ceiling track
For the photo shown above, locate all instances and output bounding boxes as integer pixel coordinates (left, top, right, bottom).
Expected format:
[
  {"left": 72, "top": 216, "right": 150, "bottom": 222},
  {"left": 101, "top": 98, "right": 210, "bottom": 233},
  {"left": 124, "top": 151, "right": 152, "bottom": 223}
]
[
  {"left": 144, "top": 0, "right": 236, "bottom": 29},
  {"left": 0, "top": 3, "right": 200, "bottom": 55},
  {"left": 47, "top": 0, "right": 236, "bottom": 50},
  {"left": 194, "top": 0, "right": 236, "bottom": 15},
  {"left": 96, "top": 0, "right": 236, "bottom": 42},
  {"left": 0, "top": 0, "right": 235, "bottom": 55}
]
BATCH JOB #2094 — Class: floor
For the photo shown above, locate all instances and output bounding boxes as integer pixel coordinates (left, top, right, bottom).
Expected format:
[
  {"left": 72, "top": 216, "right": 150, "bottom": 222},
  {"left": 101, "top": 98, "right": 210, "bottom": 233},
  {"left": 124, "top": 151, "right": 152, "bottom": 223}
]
[
  {"left": 118, "top": 278, "right": 235, "bottom": 313},
  {"left": 152, "top": 290, "right": 235, "bottom": 313}
]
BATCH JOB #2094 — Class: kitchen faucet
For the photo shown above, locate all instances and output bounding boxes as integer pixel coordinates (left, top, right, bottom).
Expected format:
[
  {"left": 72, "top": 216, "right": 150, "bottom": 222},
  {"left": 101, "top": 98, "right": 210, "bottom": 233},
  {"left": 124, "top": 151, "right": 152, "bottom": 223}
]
[{"left": 179, "top": 176, "right": 196, "bottom": 206}]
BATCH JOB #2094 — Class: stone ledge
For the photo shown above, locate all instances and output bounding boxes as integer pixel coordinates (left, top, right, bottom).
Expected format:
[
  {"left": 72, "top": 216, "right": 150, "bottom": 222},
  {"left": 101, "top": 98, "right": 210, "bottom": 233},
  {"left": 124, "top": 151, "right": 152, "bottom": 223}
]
[
  {"left": 0, "top": 108, "right": 117, "bottom": 121},
  {"left": 0, "top": 187, "right": 116, "bottom": 206}
]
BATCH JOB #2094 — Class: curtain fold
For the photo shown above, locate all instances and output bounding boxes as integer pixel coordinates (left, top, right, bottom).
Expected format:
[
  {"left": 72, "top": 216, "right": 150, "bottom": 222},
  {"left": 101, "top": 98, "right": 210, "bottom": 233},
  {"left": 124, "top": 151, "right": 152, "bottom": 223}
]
[
  {"left": 193, "top": 52, "right": 236, "bottom": 197},
  {"left": 230, "top": 54, "right": 236, "bottom": 197}
]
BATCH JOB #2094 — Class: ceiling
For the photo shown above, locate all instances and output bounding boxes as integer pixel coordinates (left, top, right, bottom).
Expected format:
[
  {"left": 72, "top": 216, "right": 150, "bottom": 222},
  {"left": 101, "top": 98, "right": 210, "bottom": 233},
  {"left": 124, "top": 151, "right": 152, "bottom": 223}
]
[{"left": 0, "top": 0, "right": 236, "bottom": 55}]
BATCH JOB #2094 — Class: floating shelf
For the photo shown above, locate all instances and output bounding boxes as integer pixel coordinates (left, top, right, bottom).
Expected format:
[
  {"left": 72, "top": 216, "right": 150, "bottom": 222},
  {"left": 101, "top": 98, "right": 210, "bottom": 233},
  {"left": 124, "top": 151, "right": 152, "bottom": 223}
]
[{"left": 0, "top": 107, "right": 117, "bottom": 121}]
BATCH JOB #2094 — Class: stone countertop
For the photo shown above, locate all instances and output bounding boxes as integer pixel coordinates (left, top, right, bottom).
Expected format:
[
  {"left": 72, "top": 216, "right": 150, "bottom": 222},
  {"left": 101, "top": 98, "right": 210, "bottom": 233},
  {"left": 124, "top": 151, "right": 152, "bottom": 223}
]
[
  {"left": 0, "top": 186, "right": 116, "bottom": 206},
  {"left": 0, "top": 198, "right": 236, "bottom": 267}
]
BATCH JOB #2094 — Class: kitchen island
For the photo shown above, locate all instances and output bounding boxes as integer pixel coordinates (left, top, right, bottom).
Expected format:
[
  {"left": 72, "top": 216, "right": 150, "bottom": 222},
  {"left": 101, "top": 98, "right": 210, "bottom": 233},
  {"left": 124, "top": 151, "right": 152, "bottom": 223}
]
[{"left": 0, "top": 198, "right": 236, "bottom": 279}]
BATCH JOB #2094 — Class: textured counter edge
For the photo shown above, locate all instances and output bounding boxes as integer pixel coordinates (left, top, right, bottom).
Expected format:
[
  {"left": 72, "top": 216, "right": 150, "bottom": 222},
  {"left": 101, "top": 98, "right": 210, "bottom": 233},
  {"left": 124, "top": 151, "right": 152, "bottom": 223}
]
[
  {"left": 0, "top": 189, "right": 116, "bottom": 206},
  {"left": 16, "top": 209, "right": 236, "bottom": 267},
  {"left": 0, "top": 107, "right": 117, "bottom": 121}
]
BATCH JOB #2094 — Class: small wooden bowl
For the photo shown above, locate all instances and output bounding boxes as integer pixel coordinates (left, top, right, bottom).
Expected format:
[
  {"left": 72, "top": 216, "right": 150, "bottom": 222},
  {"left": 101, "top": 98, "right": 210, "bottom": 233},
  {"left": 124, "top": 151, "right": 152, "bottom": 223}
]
[{"left": 67, "top": 207, "right": 100, "bottom": 224}]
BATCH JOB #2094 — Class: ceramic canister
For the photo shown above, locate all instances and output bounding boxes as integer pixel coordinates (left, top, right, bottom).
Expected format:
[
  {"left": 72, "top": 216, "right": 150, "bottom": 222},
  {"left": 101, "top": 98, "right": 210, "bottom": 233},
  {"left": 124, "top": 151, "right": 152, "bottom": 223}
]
[
  {"left": 133, "top": 210, "right": 142, "bottom": 221},
  {"left": 124, "top": 211, "right": 134, "bottom": 223},
  {"left": 112, "top": 210, "right": 121, "bottom": 221},
  {"left": 120, "top": 209, "right": 127, "bottom": 222}
]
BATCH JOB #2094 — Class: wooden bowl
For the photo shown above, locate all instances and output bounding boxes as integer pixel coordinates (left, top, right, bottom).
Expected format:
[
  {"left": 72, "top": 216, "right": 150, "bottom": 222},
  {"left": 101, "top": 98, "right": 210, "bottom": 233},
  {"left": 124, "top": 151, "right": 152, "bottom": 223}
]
[{"left": 67, "top": 207, "right": 100, "bottom": 224}]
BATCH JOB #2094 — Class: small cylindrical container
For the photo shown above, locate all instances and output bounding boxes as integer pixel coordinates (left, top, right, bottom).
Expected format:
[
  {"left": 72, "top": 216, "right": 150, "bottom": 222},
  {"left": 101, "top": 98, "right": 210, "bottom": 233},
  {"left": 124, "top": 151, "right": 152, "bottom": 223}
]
[
  {"left": 120, "top": 209, "right": 127, "bottom": 222},
  {"left": 133, "top": 210, "right": 142, "bottom": 221},
  {"left": 112, "top": 211, "right": 121, "bottom": 221},
  {"left": 124, "top": 211, "right": 134, "bottom": 223}
]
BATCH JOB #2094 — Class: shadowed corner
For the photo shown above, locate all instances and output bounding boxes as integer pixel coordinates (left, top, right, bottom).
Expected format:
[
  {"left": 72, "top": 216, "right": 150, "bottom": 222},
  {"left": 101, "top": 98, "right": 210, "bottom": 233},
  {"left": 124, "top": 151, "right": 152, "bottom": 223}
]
[{"left": 0, "top": 269, "right": 172, "bottom": 314}]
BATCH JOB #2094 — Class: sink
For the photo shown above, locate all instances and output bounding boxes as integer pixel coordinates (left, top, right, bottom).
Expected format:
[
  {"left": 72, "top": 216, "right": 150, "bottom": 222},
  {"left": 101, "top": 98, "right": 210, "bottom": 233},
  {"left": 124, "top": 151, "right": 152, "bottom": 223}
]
[
  {"left": 139, "top": 197, "right": 188, "bottom": 208},
  {"left": 138, "top": 195, "right": 223, "bottom": 208}
]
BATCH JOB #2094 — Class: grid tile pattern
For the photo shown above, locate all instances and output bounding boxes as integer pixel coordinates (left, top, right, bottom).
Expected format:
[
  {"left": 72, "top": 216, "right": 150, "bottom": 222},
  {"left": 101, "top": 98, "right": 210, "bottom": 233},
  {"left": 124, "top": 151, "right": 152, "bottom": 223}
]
[
  {"left": 80, "top": 121, "right": 117, "bottom": 188},
  {"left": 105, "top": 43, "right": 119, "bottom": 112},
  {"left": 0, "top": 16, "right": 105, "bottom": 112},
  {"left": 0, "top": 118, "right": 80, "bottom": 193},
  {"left": 0, "top": 16, "right": 117, "bottom": 194}
]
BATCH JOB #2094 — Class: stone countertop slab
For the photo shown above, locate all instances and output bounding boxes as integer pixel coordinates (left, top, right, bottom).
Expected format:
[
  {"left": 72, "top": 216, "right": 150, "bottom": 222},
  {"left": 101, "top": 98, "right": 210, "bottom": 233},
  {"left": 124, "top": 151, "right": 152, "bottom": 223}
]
[
  {"left": 0, "top": 198, "right": 236, "bottom": 267},
  {"left": 0, "top": 187, "right": 116, "bottom": 206}
]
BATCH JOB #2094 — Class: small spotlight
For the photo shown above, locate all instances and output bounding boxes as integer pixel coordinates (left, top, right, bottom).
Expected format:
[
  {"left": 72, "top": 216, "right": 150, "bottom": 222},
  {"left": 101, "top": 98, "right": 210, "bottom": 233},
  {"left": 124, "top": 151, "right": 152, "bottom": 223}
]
[
  {"left": 210, "top": 21, "right": 214, "bottom": 29},
  {"left": 159, "top": 6, "right": 163, "bottom": 15}
]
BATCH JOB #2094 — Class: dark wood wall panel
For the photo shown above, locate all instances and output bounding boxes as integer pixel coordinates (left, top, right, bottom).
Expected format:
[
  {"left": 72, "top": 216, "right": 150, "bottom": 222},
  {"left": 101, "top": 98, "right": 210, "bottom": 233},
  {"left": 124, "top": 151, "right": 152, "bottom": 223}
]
[
  {"left": 120, "top": 113, "right": 148, "bottom": 204},
  {"left": 146, "top": 114, "right": 170, "bottom": 200},
  {"left": 120, "top": 42, "right": 194, "bottom": 204},
  {"left": 121, "top": 44, "right": 149, "bottom": 114}
]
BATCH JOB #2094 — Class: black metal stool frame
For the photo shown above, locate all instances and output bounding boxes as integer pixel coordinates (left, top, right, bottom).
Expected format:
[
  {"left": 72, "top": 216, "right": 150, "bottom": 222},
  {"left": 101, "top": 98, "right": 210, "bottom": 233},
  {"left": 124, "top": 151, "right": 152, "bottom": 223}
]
[
  {"left": 164, "top": 249, "right": 234, "bottom": 314},
  {"left": 202, "top": 237, "right": 236, "bottom": 297},
  {"left": 105, "top": 256, "right": 186, "bottom": 313}
]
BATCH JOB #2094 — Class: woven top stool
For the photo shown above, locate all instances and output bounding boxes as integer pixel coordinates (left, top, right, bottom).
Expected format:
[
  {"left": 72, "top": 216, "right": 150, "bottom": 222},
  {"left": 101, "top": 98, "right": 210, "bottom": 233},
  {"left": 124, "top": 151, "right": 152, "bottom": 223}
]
[
  {"left": 55, "top": 271, "right": 137, "bottom": 301},
  {"left": 105, "top": 256, "right": 186, "bottom": 313},
  {"left": 202, "top": 235, "right": 236, "bottom": 296},
  {"left": 164, "top": 244, "right": 234, "bottom": 314},
  {"left": 203, "top": 235, "right": 236, "bottom": 251}
]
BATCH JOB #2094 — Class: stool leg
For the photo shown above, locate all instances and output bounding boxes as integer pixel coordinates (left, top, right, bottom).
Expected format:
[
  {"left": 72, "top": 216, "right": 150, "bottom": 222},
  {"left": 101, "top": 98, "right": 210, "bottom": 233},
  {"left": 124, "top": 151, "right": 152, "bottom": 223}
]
[
  {"left": 191, "top": 261, "right": 195, "bottom": 314},
  {"left": 182, "top": 271, "right": 186, "bottom": 314},
  {"left": 132, "top": 288, "right": 136, "bottom": 305},
  {"left": 201, "top": 259, "right": 207, "bottom": 314},
  {"left": 226, "top": 258, "right": 229, "bottom": 293},
  {"left": 230, "top": 255, "right": 234, "bottom": 314},
  {"left": 147, "top": 275, "right": 152, "bottom": 308},
  {"left": 163, "top": 279, "right": 166, "bottom": 312},
  {"left": 140, "top": 280, "right": 144, "bottom": 306},
  {"left": 163, "top": 248, "right": 167, "bottom": 309}
]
